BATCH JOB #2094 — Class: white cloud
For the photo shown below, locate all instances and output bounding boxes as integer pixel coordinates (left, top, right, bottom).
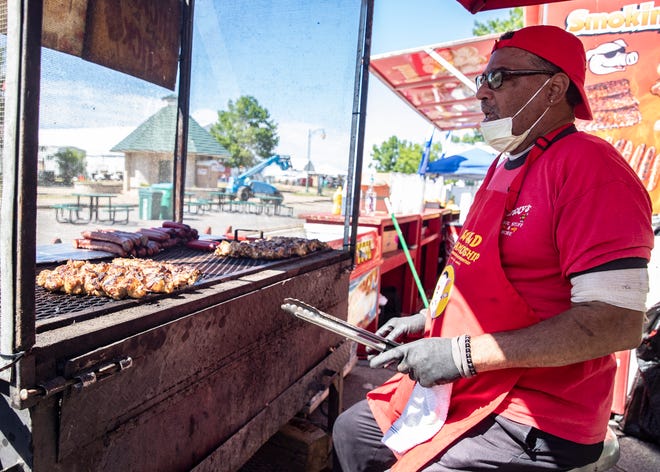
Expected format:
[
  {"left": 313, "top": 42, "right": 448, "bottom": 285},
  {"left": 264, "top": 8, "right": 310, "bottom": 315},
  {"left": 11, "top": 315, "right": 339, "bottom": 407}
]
[
  {"left": 40, "top": 80, "right": 167, "bottom": 129},
  {"left": 273, "top": 121, "right": 351, "bottom": 173},
  {"left": 39, "top": 127, "right": 134, "bottom": 156},
  {"left": 364, "top": 81, "right": 434, "bottom": 153},
  {"left": 191, "top": 108, "right": 218, "bottom": 128}
]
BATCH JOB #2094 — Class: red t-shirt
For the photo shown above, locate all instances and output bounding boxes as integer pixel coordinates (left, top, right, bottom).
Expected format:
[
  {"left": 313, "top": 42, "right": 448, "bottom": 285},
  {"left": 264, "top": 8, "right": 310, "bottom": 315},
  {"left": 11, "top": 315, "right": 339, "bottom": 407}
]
[
  {"left": 488, "top": 131, "right": 654, "bottom": 442},
  {"left": 491, "top": 132, "right": 653, "bottom": 320}
]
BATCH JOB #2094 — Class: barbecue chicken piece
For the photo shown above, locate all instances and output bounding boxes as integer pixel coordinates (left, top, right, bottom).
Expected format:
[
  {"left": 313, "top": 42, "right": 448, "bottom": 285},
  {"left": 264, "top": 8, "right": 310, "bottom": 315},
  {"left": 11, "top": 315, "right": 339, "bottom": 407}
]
[
  {"left": 214, "top": 236, "right": 330, "bottom": 260},
  {"left": 36, "top": 258, "right": 201, "bottom": 300}
]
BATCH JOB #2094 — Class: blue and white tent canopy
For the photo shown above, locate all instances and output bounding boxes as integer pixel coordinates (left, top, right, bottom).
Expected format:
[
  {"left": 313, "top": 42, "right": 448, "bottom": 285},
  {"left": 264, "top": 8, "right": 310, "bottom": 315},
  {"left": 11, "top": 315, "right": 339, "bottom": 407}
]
[{"left": 426, "top": 146, "right": 498, "bottom": 179}]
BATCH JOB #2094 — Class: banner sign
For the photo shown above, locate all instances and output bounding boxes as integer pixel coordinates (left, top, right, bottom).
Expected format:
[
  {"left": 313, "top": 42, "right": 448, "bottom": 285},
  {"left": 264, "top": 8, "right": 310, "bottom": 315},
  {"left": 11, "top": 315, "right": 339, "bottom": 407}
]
[{"left": 531, "top": 0, "right": 660, "bottom": 211}]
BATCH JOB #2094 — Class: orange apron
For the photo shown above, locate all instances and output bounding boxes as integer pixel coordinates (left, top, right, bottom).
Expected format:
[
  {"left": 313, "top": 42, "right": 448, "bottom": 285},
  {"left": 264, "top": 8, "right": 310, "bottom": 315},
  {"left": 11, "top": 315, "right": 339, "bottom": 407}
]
[{"left": 368, "top": 125, "right": 577, "bottom": 471}]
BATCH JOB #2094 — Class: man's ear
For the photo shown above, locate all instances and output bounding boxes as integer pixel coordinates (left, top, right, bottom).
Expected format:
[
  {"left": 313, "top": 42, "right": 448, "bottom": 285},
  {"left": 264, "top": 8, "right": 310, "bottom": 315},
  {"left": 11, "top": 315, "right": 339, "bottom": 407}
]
[{"left": 548, "top": 72, "right": 571, "bottom": 104}]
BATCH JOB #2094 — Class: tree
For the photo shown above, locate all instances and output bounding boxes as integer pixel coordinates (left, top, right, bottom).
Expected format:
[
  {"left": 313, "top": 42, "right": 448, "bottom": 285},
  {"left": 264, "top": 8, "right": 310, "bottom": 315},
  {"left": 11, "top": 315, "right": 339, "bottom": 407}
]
[
  {"left": 472, "top": 7, "right": 523, "bottom": 36},
  {"left": 209, "top": 95, "right": 279, "bottom": 169},
  {"left": 371, "top": 136, "right": 442, "bottom": 174},
  {"left": 452, "top": 129, "right": 484, "bottom": 145},
  {"left": 54, "top": 147, "right": 86, "bottom": 185}
]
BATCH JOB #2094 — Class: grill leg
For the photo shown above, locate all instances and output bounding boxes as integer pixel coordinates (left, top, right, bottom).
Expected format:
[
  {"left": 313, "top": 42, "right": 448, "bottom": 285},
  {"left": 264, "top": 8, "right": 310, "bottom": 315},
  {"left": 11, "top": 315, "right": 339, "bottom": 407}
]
[{"left": 327, "top": 372, "right": 344, "bottom": 431}]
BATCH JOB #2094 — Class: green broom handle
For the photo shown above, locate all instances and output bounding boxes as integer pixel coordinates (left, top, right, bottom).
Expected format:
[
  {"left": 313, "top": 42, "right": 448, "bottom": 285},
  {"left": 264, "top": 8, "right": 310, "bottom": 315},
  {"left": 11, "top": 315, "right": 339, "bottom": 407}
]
[{"left": 384, "top": 198, "right": 429, "bottom": 309}]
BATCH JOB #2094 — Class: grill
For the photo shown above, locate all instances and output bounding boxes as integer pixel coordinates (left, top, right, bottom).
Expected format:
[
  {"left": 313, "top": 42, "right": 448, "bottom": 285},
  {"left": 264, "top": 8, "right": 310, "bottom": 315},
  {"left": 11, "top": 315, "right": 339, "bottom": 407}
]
[{"left": 34, "top": 246, "right": 320, "bottom": 332}]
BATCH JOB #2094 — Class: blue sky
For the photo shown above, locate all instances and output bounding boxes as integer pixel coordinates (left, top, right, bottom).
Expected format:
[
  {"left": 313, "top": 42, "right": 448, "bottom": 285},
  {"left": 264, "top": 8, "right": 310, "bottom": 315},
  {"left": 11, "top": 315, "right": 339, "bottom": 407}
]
[
  {"left": 372, "top": 1, "right": 503, "bottom": 54},
  {"left": 39, "top": 1, "right": 509, "bottom": 172}
]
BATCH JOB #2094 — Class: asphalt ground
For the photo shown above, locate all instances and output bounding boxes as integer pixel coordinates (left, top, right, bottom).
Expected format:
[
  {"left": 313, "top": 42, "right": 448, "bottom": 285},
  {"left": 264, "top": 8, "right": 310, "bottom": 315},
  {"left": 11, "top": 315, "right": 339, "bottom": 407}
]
[
  {"left": 35, "top": 186, "right": 660, "bottom": 311},
  {"left": 36, "top": 185, "right": 334, "bottom": 247}
]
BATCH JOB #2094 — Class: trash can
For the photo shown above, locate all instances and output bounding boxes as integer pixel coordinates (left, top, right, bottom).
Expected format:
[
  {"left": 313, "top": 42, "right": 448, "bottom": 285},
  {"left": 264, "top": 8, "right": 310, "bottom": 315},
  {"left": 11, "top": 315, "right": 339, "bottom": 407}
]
[
  {"left": 139, "top": 188, "right": 163, "bottom": 220},
  {"left": 151, "top": 183, "right": 173, "bottom": 220}
]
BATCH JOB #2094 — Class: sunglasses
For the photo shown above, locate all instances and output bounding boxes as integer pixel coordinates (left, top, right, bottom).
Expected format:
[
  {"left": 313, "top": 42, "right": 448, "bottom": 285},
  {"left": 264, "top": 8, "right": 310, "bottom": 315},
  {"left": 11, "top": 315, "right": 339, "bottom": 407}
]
[{"left": 475, "top": 69, "right": 555, "bottom": 90}]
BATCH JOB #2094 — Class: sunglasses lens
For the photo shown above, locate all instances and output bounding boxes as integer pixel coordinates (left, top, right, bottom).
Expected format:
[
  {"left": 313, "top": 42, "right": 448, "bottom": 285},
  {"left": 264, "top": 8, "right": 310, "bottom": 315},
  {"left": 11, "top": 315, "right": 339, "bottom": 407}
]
[
  {"left": 476, "top": 71, "right": 504, "bottom": 90},
  {"left": 487, "top": 70, "right": 503, "bottom": 89}
]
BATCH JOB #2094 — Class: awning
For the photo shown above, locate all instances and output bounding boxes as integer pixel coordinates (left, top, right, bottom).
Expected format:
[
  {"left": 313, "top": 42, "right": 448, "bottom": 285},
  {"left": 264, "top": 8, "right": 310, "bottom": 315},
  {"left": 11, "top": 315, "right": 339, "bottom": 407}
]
[
  {"left": 369, "top": 1, "right": 582, "bottom": 132},
  {"left": 369, "top": 34, "right": 499, "bottom": 131}
]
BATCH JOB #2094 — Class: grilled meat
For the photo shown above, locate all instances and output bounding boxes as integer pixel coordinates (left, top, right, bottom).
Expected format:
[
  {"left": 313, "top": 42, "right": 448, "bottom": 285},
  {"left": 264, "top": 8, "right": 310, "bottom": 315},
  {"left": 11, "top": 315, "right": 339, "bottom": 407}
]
[
  {"left": 214, "top": 236, "right": 330, "bottom": 260},
  {"left": 36, "top": 258, "right": 201, "bottom": 299}
]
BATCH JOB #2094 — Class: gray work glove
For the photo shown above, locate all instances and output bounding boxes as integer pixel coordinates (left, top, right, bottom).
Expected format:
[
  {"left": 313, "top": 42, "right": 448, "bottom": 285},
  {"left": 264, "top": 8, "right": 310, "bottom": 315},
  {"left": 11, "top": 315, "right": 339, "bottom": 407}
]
[
  {"left": 369, "top": 337, "right": 461, "bottom": 388},
  {"left": 375, "top": 310, "right": 427, "bottom": 342}
]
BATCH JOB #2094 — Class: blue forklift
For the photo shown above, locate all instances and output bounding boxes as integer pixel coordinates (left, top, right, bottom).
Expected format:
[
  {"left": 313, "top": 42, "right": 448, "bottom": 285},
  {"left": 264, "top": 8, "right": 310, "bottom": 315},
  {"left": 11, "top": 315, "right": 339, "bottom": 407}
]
[{"left": 227, "top": 154, "right": 292, "bottom": 201}]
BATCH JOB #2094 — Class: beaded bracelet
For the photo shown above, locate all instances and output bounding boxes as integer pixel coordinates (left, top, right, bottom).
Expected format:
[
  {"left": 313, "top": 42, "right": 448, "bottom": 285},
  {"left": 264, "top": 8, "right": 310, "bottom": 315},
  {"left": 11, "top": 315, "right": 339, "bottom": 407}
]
[{"left": 464, "top": 334, "right": 478, "bottom": 377}]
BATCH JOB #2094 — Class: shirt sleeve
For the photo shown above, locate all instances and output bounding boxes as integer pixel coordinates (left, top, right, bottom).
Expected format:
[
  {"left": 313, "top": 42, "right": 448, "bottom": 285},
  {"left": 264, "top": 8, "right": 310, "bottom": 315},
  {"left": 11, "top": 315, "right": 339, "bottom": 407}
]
[
  {"left": 553, "top": 138, "right": 654, "bottom": 278},
  {"left": 571, "top": 268, "right": 649, "bottom": 312}
]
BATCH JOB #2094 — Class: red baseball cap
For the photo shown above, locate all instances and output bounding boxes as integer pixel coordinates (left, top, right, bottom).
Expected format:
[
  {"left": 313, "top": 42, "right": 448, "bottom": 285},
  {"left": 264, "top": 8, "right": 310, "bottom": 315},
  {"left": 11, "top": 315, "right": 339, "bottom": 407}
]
[{"left": 492, "top": 25, "right": 593, "bottom": 120}]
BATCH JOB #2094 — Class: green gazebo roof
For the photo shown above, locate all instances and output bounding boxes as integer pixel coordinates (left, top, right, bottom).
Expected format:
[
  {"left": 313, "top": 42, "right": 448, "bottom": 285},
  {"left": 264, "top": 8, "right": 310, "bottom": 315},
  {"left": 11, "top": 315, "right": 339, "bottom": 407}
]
[{"left": 111, "top": 97, "right": 229, "bottom": 156}]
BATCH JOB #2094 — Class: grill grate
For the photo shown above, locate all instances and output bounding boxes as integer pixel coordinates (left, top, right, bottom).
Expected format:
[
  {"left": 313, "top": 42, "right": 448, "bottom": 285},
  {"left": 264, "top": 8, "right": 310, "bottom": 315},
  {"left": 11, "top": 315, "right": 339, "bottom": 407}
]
[{"left": 33, "top": 246, "right": 315, "bottom": 331}]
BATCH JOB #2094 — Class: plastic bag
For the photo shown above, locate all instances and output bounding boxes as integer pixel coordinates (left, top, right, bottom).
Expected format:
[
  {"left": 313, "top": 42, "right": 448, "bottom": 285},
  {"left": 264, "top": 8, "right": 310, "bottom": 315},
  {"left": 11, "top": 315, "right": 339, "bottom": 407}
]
[{"left": 621, "top": 302, "right": 660, "bottom": 445}]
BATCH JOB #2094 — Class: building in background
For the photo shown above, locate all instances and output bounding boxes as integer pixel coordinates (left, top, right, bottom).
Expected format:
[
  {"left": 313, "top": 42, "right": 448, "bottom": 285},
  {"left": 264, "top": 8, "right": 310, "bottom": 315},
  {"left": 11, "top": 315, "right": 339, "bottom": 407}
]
[{"left": 112, "top": 96, "right": 231, "bottom": 190}]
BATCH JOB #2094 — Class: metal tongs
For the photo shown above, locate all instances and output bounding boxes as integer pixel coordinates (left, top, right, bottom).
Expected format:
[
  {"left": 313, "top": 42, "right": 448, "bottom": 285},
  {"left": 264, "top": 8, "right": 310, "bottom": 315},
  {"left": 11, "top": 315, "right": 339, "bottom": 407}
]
[{"left": 281, "top": 298, "right": 400, "bottom": 352}]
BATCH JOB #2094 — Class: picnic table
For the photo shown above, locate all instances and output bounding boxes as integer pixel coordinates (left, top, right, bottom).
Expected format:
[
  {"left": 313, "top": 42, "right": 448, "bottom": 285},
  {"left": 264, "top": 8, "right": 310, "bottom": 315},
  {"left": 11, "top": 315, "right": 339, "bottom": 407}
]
[
  {"left": 208, "top": 190, "right": 236, "bottom": 210},
  {"left": 53, "top": 193, "right": 135, "bottom": 224},
  {"left": 52, "top": 202, "right": 87, "bottom": 224},
  {"left": 183, "top": 191, "right": 214, "bottom": 214},
  {"left": 259, "top": 195, "right": 294, "bottom": 216},
  {"left": 225, "top": 200, "right": 262, "bottom": 214},
  {"left": 72, "top": 192, "right": 117, "bottom": 223}
]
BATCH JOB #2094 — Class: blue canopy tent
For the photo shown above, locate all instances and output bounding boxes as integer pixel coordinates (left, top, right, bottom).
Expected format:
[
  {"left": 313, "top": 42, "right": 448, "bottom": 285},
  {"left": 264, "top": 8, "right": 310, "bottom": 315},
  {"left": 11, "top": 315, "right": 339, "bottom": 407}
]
[{"left": 426, "top": 147, "right": 498, "bottom": 179}]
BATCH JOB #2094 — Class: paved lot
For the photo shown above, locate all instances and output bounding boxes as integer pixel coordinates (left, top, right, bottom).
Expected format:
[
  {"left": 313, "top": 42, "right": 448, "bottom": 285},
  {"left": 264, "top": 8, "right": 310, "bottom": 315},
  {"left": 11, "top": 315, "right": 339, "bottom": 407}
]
[
  {"left": 37, "top": 186, "right": 334, "bottom": 247},
  {"left": 36, "top": 186, "right": 660, "bottom": 311}
]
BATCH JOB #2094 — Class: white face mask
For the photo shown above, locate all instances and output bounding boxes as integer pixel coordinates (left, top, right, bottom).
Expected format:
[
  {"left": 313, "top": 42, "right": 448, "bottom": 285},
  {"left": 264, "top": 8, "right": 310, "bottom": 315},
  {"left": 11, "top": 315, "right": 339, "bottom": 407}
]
[{"left": 480, "top": 78, "right": 551, "bottom": 153}]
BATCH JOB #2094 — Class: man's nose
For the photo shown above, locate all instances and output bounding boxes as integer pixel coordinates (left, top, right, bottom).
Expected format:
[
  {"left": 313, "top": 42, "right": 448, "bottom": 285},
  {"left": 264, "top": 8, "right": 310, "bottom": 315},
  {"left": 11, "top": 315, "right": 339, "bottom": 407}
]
[{"left": 475, "top": 82, "right": 490, "bottom": 100}]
